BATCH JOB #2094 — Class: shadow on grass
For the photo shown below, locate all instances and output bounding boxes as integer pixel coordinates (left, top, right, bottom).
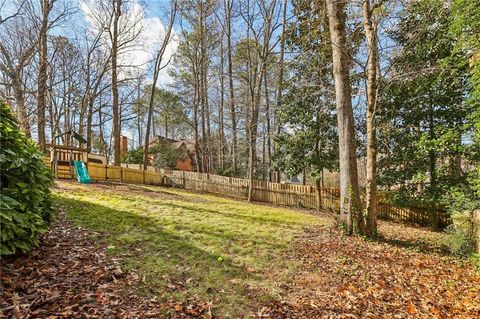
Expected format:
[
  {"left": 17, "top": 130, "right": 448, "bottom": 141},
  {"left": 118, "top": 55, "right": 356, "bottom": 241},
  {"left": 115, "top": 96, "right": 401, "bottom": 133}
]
[
  {"left": 65, "top": 188, "right": 319, "bottom": 249},
  {"left": 90, "top": 181, "right": 192, "bottom": 201},
  {"left": 53, "top": 194, "right": 283, "bottom": 316},
  {"left": 160, "top": 201, "right": 312, "bottom": 228}
]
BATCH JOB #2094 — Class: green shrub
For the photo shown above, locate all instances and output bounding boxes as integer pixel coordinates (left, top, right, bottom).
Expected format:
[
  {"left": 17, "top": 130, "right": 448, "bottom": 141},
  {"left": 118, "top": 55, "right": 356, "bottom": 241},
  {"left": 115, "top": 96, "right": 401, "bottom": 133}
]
[
  {"left": 0, "top": 100, "right": 53, "bottom": 255},
  {"left": 122, "top": 147, "right": 144, "bottom": 164},
  {"left": 470, "top": 254, "right": 480, "bottom": 274},
  {"left": 152, "top": 142, "right": 185, "bottom": 169},
  {"left": 444, "top": 212, "right": 478, "bottom": 257},
  {"left": 442, "top": 167, "right": 480, "bottom": 257}
]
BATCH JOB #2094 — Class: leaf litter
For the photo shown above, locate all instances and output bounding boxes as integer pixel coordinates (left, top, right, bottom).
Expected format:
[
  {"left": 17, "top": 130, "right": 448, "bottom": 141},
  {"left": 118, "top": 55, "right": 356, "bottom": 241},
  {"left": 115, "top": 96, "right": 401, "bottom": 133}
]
[
  {"left": 0, "top": 211, "right": 212, "bottom": 319},
  {"left": 1, "top": 206, "right": 479, "bottom": 318},
  {"left": 259, "top": 223, "right": 480, "bottom": 318}
]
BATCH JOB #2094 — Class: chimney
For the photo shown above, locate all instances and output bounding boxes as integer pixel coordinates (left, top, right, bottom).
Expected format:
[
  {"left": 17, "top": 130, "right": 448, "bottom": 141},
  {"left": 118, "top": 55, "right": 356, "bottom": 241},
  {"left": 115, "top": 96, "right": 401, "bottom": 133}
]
[{"left": 120, "top": 135, "right": 128, "bottom": 157}]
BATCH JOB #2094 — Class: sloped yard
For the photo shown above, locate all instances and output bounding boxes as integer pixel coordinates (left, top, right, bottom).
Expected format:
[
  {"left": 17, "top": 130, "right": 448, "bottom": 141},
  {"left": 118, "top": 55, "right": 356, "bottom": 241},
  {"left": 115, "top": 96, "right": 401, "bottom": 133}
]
[{"left": 1, "top": 181, "right": 479, "bottom": 318}]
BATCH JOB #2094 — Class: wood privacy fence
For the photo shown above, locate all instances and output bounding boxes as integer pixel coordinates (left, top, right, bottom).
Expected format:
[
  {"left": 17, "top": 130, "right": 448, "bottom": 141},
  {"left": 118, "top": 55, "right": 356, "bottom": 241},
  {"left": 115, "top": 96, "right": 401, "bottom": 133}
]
[
  {"left": 162, "top": 170, "right": 450, "bottom": 228},
  {"left": 50, "top": 160, "right": 450, "bottom": 228}
]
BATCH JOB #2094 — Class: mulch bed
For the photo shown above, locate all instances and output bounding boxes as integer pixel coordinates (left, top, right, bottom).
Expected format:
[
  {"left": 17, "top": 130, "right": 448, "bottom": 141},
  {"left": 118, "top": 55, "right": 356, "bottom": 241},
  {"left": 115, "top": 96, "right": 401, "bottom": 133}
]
[
  {"left": 0, "top": 212, "right": 212, "bottom": 319},
  {"left": 260, "top": 224, "right": 480, "bottom": 319}
]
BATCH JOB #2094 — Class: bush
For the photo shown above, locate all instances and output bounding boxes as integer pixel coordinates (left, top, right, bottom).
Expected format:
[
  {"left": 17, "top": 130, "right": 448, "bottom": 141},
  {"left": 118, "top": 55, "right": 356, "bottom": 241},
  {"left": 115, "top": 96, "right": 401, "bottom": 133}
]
[
  {"left": 122, "top": 148, "right": 144, "bottom": 164},
  {"left": 444, "top": 211, "right": 478, "bottom": 257},
  {"left": 152, "top": 142, "right": 185, "bottom": 169},
  {"left": 0, "top": 100, "right": 53, "bottom": 255},
  {"left": 444, "top": 171, "right": 480, "bottom": 256}
]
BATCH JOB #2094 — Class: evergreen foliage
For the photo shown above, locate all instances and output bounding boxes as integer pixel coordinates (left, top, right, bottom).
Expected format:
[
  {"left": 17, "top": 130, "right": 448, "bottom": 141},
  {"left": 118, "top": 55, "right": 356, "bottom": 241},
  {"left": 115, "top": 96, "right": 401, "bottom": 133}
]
[
  {"left": 0, "top": 100, "right": 53, "bottom": 255},
  {"left": 273, "top": 0, "right": 338, "bottom": 183}
]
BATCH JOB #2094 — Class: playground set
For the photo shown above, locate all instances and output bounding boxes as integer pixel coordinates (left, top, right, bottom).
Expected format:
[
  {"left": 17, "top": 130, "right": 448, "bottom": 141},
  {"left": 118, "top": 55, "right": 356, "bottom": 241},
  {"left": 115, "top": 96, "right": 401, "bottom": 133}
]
[{"left": 49, "top": 129, "right": 106, "bottom": 184}]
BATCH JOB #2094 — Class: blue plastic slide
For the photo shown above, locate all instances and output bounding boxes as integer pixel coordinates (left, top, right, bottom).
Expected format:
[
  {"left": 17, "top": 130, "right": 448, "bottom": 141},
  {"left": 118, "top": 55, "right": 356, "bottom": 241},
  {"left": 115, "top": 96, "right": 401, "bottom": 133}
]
[{"left": 73, "top": 161, "right": 91, "bottom": 184}]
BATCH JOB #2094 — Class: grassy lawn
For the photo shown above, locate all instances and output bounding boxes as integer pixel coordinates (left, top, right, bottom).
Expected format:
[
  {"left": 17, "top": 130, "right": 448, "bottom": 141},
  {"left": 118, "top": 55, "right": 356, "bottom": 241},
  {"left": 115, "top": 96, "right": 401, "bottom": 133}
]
[{"left": 52, "top": 181, "right": 328, "bottom": 317}]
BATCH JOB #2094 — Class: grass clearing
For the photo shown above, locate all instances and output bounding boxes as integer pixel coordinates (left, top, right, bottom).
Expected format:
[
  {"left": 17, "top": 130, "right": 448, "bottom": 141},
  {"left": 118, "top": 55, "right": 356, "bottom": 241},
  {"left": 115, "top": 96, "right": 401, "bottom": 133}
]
[{"left": 52, "top": 181, "right": 328, "bottom": 317}]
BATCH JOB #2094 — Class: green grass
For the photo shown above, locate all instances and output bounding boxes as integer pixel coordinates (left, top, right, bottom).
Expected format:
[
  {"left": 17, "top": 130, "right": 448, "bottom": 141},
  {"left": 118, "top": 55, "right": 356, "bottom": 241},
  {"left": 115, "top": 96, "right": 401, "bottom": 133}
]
[{"left": 52, "top": 181, "right": 328, "bottom": 317}]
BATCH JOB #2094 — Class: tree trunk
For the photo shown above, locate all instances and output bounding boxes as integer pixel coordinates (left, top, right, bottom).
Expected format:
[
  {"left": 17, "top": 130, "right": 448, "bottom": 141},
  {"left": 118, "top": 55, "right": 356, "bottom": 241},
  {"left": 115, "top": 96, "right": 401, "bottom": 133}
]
[
  {"left": 224, "top": 0, "right": 237, "bottom": 176},
  {"left": 85, "top": 64, "right": 92, "bottom": 149},
  {"left": 37, "top": 0, "right": 51, "bottom": 151},
  {"left": 191, "top": 53, "right": 202, "bottom": 173},
  {"left": 428, "top": 102, "right": 438, "bottom": 230},
  {"left": 273, "top": 0, "right": 287, "bottom": 183},
  {"left": 219, "top": 35, "right": 226, "bottom": 171},
  {"left": 12, "top": 73, "right": 30, "bottom": 137},
  {"left": 112, "top": 0, "right": 121, "bottom": 165},
  {"left": 264, "top": 70, "right": 272, "bottom": 182},
  {"left": 326, "top": 0, "right": 363, "bottom": 235},
  {"left": 316, "top": 178, "right": 322, "bottom": 212},
  {"left": 247, "top": 65, "right": 265, "bottom": 201},
  {"left": 262, "top": 129, "right": 266, "bottom": 181},
  {"left": 199, "top": 1, "right": 211, "bottom": 173},
  {"left": 143, "top": 1, "right": 177, "bottom": 170},
  {"left": 363, "top": 0, "right": 378, "bottom": 236},
  {"left": 247, "top": 1, "right": 275, "bottom": 202},
  {"left": 193, "top": 74, "right": 201, "bottom": 173},
  {"left": 143, "top": 78, "right": 159, "bottom": 169}
]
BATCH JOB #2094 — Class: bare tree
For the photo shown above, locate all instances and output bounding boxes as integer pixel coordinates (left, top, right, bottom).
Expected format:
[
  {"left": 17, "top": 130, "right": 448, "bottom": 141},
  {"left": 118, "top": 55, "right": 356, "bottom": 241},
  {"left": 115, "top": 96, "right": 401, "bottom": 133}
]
[
  {"left": 21, "top": 0, "right": 74, "bottom": 149},
  {"left": 326, "top": 0, "right": 363, "bottom": 235},
  {"left": 218, "top": 30, "right": 226, "bottom": 171},
  {"left": 83, "top": 32, "right": 112, "bottom": 150},
  {"left": 111, "top": 0, "right": 122, "bottom": 164},
  {"left": 81, "top": 0, "right": 143, "bottom": 162},
  {"left": 0, "top": 17, "right": 36, "bottom": 137},
  {"left": 143, "top": 0, "right": 178, "bottom": 169},
  {"left": 224, "top": 0, "right": 237, "bottom": 176},
  {"left": 240, "top": 0, "right": 281, "bottom": 202},
  {"left": 272, "top": 0, "right": 287, "bottom": 183},
  {"left": 0, "top": 0, "right": 25, "bottom": 25}
]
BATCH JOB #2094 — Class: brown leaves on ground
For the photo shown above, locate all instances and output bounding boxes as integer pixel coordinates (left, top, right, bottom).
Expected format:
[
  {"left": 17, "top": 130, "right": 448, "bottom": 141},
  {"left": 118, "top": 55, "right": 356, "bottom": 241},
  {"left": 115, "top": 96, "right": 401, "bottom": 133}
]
[
  {"left": 260, "top": 222, "right": 480, "bottom": 319},
  {"left": 1, "top": 204, "right": 479, "bottom": 319},
  {"left": 0, "top": 212, "right": 212, "bottom": 319}
]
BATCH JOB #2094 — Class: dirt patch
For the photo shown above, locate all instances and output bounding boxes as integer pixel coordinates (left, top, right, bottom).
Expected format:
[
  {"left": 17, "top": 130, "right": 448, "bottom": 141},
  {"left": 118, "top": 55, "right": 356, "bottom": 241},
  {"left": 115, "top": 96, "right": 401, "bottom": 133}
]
[{"left": 0, "top": 212, "right": 212, "bottom": 319}]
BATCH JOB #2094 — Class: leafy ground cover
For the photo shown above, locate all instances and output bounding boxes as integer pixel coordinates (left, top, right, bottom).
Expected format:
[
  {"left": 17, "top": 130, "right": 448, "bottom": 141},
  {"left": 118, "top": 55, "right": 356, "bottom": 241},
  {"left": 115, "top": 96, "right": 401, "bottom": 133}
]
[{"left": 1, "top": 181, "right": 479, "bottom": 318}]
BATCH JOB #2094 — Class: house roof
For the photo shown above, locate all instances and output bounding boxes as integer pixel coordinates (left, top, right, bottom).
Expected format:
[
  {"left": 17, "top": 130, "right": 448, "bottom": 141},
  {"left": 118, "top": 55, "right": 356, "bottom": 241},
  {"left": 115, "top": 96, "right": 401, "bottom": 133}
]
[{"left": 147, "top": 136, "right": 196, "bottom": 154}]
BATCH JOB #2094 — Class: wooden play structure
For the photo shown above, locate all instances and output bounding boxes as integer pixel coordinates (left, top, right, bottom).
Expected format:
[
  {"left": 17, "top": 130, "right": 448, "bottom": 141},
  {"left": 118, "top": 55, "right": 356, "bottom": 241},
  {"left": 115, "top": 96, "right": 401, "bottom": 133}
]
[{"left": 50, "top": 129, "right": 106, "bottom": 179}]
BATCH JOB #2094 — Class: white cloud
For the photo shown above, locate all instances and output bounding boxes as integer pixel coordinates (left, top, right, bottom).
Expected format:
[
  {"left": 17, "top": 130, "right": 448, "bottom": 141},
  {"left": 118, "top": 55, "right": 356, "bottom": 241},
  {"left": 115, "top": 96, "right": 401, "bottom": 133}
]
[
  {"left": 80, "top": 0, "right": 178, "bottom": 85},
  {"left": 140, "top": 13, "right": 179, "bottom": 86}
]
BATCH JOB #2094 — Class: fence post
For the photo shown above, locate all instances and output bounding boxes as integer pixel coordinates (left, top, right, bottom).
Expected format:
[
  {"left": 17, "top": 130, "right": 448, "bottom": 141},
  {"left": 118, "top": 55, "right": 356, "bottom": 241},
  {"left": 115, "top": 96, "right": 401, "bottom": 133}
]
[
  {"left": 120, "top": 167, "right": 123, "bottom": 183},
  {"left": 105, "top": 165, "right": 108, "bottom": 181},
  {"left": 182, "top": 171, "right": 186, "bottom": 188}
]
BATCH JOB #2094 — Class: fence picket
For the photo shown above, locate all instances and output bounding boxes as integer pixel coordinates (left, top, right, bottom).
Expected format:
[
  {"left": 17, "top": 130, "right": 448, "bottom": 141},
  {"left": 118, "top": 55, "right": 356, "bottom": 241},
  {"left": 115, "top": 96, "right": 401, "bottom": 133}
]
[{"left": 47, "top": 158, "right": 450, "bottom": 228}]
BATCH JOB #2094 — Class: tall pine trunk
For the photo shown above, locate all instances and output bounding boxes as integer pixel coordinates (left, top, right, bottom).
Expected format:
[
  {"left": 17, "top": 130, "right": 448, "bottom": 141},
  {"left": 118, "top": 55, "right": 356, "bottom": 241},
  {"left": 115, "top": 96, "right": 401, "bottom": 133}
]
[
  {"left": 273, "top": 0, "right": 287, "bottom": 183},
  {"left": 224, "top": 0, "right": 237, "bottom": 176},
  {"left": 264, "top": 70, "right": 271, "bottom": 181},
  {"left": 37, "top": 0, "right": 51, "bottom": 151},
  {"left": 363, "top": 0, "right": 378, "bottom": 236},
  {"left": 112, "top": 0, "right": 121, "bottom": 165},
  {"left": 326, "top": 0, "right": 363, "bottom": 235},
  {"left": 219, "top": 36, "right": 226, "bottom": 171}
]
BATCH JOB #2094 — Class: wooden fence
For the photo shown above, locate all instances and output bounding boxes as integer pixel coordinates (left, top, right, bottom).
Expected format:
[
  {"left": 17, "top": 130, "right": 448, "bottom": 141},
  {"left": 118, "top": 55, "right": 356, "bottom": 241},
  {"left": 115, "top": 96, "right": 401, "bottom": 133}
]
[
  {"left": 49, "top": 159, "right": 450, "bottom": 228},
  {"left": 161, "top": 170, "right": 449, "bottom": 228}
]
